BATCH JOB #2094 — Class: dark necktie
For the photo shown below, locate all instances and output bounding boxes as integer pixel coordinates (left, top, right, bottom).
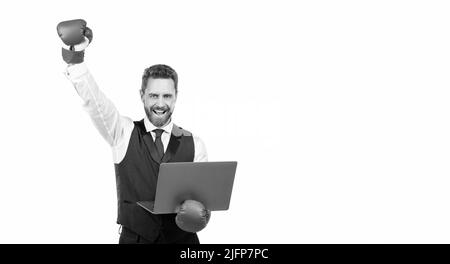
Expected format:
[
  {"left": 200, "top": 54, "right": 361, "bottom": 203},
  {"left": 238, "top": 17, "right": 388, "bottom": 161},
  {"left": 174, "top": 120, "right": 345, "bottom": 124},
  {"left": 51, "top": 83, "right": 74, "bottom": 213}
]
[{"left": 153, "top": 129, "right": 165, "bottom": 161}]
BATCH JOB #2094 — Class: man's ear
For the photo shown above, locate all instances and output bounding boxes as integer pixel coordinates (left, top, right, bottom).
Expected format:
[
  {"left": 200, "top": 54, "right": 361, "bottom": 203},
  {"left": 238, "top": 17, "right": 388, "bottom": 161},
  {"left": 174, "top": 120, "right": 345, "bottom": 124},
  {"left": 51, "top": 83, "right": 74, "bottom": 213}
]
[{"left": 140, "top": 89, "right": 144, "bottom": 102}]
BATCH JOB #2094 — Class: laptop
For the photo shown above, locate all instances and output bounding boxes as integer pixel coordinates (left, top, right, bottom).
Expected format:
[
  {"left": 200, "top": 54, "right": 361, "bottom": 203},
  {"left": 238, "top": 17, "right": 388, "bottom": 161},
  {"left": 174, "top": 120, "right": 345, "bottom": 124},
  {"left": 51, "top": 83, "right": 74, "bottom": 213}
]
[{"left": 137, "top": 161, "right": 237, "bottom": 214}]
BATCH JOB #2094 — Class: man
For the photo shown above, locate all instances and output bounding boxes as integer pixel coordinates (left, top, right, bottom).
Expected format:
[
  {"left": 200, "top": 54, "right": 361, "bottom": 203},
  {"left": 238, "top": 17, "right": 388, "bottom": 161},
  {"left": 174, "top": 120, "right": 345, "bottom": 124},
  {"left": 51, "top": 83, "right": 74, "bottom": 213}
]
[{"left": 57, "top": 19, "right": 210, "bottom": 244}]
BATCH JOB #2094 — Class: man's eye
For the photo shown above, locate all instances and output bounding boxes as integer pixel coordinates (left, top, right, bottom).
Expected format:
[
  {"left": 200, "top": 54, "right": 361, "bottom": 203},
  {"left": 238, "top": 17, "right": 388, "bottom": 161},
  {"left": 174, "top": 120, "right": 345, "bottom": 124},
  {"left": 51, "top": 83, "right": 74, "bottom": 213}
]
[
  {"left": 164, "top": 94, "right": 172, "bottom": 99},
  {"left": 150, "top": 94, "right": 158, "bottom": 99}
]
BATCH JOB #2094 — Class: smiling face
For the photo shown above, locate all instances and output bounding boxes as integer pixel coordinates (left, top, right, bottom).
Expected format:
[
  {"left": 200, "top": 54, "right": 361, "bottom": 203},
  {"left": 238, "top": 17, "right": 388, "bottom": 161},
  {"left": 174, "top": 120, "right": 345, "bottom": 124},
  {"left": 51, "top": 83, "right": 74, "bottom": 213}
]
[{"left": 140, "top": 78, "right": 177, "bottom": 127}]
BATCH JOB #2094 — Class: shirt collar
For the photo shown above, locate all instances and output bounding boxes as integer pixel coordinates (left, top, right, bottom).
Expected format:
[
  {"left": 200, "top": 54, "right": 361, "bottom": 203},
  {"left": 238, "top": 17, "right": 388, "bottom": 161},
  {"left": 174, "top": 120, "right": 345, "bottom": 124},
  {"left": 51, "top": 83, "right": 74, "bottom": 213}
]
[{"left": 144, "top": 116, "right": 173, "bottom": 135}]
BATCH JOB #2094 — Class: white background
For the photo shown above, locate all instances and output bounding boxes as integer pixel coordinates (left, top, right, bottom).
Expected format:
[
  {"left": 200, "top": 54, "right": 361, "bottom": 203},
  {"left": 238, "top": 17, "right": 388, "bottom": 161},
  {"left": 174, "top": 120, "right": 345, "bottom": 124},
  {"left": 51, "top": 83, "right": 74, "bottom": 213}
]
[{"left": 0, "top": 0, "right": 449, "bottom": 243}]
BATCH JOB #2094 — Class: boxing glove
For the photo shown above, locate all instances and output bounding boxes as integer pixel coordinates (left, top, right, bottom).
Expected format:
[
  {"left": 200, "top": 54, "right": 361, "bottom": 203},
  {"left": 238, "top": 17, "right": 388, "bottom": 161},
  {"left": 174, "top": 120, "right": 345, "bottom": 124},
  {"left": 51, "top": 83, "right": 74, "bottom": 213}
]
[
  {"left": 56, "top": 19, "right": 93, "bottom": 64},
  {"left": 175, "top": 200, "right": 211, "bottom": 233}
]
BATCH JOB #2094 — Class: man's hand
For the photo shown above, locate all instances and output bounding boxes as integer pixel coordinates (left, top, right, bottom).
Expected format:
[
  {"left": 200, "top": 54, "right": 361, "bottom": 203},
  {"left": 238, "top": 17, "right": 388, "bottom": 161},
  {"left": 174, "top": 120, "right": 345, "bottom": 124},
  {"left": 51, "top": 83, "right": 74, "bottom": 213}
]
[
  {"left": 175, "top": 200, "right": 211, "bottom": 233},
  {"left": 56, "top": 19, "right": 93, "bottom": 64}
]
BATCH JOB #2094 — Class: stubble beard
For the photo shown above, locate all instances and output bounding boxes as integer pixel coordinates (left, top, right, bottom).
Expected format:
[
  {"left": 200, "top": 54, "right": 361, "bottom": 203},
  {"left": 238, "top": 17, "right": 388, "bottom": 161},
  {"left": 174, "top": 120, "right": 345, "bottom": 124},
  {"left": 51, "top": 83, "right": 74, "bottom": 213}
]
[{"left": 145, "top": 106, "right": 173, "bottom": 127}]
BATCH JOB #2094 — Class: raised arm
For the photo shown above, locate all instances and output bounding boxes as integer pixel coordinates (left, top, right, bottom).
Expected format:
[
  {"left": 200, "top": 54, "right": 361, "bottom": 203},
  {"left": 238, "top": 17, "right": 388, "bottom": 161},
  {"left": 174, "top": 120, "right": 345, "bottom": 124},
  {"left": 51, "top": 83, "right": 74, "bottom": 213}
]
[{"left": 57, "top": 19, "right": 132, "bottom": 148}]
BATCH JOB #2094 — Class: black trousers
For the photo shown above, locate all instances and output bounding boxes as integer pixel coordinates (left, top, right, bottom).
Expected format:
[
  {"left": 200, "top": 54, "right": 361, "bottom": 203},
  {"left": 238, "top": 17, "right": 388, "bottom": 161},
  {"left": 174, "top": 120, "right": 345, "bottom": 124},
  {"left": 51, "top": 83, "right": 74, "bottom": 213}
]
[{"left": 119, "top": 226, "right": 200, "bottom": 244}]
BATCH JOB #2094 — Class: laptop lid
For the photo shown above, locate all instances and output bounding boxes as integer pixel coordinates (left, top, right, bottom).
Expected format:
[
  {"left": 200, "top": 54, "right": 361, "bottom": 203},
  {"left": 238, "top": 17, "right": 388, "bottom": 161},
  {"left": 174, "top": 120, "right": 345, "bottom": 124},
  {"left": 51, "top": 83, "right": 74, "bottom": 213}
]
[{"left": 138, "top": 161, "right": 237, "bottom": 214}]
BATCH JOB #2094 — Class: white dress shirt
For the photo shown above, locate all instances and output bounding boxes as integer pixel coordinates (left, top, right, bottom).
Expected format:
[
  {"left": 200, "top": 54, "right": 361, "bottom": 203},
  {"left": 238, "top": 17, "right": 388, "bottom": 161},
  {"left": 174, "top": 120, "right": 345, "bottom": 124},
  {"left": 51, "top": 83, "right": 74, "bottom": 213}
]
[{"left": 64, "top": 62, "right": 208, "bottom": 164}]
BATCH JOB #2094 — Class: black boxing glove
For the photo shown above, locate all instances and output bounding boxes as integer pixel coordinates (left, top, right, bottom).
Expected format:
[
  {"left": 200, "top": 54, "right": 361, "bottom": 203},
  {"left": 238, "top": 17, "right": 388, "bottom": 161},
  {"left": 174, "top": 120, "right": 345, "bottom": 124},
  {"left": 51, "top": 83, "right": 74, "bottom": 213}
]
[
  {"left": 56, "top": 19, "right": 93, "bottom": 64},
  {"left": 175, "top": 200, "right": 211, "bottom": 233}
]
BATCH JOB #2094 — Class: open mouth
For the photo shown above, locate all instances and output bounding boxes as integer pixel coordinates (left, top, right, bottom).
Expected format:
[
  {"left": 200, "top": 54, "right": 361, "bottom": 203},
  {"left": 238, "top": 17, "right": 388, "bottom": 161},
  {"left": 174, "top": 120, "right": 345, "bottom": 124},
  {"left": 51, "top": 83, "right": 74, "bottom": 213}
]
[{"left": 152, "top": 109, "right": 167, "bottom": 116}]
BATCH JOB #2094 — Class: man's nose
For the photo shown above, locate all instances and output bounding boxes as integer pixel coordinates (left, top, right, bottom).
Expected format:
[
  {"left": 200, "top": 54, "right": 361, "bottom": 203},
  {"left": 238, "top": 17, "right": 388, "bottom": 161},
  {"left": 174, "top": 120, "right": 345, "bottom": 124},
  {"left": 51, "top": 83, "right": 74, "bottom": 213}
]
[{"left": 156, "top": 97, "right": 165, "bottom": 107}]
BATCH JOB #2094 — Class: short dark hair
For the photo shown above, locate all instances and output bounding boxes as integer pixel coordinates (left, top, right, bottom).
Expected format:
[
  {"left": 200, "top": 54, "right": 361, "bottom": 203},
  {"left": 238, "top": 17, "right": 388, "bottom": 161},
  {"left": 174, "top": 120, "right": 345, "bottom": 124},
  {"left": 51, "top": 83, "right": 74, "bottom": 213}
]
[{"left": 141, "top": 64, "right": 178, "bottom": 94}]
